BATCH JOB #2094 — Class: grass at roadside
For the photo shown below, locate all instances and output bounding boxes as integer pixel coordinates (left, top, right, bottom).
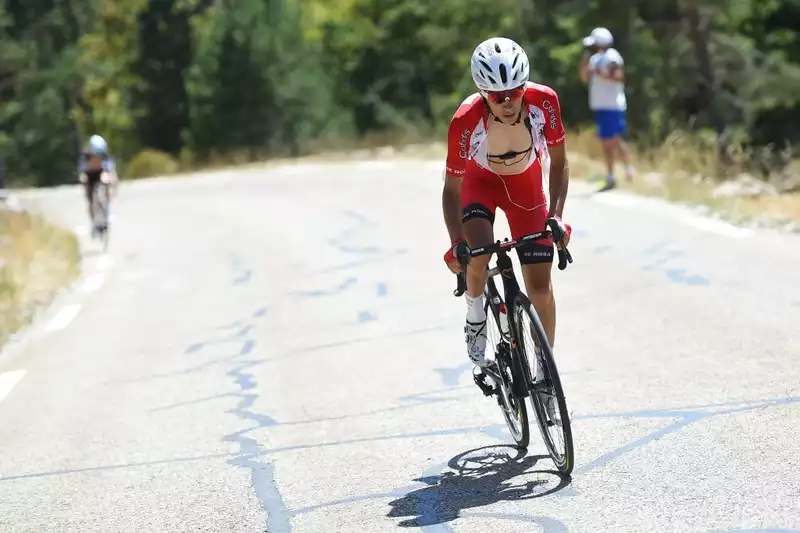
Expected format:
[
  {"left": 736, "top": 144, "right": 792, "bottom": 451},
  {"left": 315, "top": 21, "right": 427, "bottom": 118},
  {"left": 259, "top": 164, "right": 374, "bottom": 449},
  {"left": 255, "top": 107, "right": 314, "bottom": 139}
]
[
  {"left": 117, "top": 127, "right": 800, "bottom": 231},
  {"left": 566, "top": 129, "right": 800, "bottom": 231},
  {"left": 0, "top": 207, "right": 81, "bottom": 346}
]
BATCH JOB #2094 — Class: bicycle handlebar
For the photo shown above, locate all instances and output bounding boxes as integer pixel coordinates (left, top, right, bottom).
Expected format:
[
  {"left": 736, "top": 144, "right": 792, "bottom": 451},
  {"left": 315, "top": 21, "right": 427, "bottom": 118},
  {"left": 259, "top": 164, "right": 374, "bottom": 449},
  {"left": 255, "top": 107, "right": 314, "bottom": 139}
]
[{"left": 453, "top": 217, "right": 573, "bottom": 297}]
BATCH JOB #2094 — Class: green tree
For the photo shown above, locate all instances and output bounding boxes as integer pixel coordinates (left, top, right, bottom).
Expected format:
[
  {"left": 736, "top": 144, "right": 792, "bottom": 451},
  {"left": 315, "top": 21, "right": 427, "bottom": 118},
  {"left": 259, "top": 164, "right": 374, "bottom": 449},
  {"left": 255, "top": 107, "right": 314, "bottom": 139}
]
[
  {"left": 0, "top": 0, "right": 86, "bottom": 185},
  {"left": 186, "top": 0, "right": 342, "bottom": 159}
]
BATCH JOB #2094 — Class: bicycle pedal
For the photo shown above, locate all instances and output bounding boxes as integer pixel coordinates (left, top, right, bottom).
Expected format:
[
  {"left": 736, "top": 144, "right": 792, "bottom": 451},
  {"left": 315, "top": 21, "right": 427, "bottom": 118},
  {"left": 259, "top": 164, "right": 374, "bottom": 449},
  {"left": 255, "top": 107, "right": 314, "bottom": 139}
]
[{"left": 472, "top": 370, "right": 496, "bottom": 397}]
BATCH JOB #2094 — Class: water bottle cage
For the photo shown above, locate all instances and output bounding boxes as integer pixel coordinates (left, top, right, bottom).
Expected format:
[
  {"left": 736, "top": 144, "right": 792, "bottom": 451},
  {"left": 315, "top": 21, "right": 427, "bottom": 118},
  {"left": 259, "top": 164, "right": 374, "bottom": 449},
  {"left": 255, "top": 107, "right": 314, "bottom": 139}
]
[{"left": 498, "top": 303, "right": 510, "bottom": 340}]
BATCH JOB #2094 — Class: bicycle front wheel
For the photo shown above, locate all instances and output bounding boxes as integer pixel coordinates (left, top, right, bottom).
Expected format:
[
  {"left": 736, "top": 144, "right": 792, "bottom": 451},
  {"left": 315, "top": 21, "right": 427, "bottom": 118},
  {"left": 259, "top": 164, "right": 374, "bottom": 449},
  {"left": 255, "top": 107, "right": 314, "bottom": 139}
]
[
  {"left": 513, "top": 292, "right": 574, "bottom": 475},
  {"left": 484, "top": 297, "right": 529, "bottom": 449}
]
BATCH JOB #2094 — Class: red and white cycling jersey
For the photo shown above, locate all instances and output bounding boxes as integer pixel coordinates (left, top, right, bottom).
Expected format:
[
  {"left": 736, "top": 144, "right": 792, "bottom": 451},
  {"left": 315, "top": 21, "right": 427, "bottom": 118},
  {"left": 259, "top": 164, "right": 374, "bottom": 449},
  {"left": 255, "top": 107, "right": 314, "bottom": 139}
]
[{"left": 445, "top": 82, "right": 566, "bottom": 178}]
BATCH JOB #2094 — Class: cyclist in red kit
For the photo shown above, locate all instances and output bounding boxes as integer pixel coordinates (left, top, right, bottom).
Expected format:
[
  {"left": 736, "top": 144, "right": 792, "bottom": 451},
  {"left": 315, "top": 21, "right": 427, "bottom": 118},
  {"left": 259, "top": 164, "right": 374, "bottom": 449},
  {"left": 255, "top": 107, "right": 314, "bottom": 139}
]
[{"left": 441, "top": 37, "right": 572, "bottom": 382}]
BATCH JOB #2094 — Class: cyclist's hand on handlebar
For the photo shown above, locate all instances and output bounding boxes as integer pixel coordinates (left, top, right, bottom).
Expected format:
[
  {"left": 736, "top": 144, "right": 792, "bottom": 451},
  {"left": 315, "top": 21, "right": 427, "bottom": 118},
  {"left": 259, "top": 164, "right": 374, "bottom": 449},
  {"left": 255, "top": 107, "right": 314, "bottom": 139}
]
[
  {"left": 443, "top": 238, "right": 470, "bottom": 274},
  {"left": 548, "top": 215, "right": 572, "bottom": 248}
]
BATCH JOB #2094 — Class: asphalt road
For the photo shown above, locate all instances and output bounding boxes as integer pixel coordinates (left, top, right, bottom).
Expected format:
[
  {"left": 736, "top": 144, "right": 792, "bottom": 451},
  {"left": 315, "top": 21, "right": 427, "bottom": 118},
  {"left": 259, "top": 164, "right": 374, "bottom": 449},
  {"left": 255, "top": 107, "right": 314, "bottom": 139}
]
[{"left": 1, "top": 159, "right": 799, "bottom": 533}]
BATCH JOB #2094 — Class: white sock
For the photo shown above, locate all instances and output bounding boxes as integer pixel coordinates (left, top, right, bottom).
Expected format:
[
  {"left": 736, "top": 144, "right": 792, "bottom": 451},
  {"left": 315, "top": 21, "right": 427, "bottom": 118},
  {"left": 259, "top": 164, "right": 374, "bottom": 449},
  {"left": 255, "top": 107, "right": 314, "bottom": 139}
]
[{"left": 465, "top": 294, "right": 486, "bottom": 323}]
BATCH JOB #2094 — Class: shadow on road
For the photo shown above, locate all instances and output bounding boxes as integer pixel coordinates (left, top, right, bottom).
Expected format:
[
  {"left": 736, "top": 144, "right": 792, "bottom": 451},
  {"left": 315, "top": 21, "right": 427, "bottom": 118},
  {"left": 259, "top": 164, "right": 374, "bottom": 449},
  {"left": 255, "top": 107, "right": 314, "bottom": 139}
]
[{"left": 387, "top": 444, "right": 571, "bottom": 528}]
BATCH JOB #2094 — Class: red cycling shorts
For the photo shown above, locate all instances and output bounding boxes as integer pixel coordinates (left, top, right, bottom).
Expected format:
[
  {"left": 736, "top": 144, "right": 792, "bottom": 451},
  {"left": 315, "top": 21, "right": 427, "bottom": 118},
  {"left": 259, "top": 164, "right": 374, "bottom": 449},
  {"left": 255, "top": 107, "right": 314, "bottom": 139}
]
[{"left": 460, "top": 162, "right": 553, "bottom": 264}]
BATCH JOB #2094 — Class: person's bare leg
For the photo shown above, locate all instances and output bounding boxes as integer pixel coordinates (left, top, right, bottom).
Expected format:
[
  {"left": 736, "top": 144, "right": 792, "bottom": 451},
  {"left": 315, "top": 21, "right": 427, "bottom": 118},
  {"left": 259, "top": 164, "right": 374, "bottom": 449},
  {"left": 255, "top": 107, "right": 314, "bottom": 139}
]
[
  {"left": 521, "top": 260, "right": 559, "bottom": 421},
  {"left": 521, "top": 262, "right": 556, "bottom": 347},
  {"left": 462, "top": 218, "right": 494, "bottom": 367},
  {"left": 463, "top": 218, "right": 493, "bottom": 299},
  {"left": 615, "top": 137, "right": 634, "bottom": 181},
  {"left": 599, "top": 139, "right": 617, "bottom": 190}
]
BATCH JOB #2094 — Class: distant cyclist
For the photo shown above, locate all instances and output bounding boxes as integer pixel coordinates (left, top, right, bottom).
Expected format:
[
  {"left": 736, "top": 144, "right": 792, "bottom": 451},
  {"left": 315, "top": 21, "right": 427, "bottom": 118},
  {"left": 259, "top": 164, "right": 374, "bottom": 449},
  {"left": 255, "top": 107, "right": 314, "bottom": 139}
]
[
  {"left": 441, "top": 37, "right": 572, "bottom": 381},
  {"left": 78, "top": 135, "right": 118, "bottom": 237}
]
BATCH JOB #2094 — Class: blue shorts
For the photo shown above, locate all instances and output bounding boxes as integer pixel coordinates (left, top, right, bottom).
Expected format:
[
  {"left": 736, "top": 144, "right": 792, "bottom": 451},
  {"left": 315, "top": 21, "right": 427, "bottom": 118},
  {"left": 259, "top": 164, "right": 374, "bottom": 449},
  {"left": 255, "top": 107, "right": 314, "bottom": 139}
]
[{"left": 594, "top": 109, "right": 627, "bottom": 140}]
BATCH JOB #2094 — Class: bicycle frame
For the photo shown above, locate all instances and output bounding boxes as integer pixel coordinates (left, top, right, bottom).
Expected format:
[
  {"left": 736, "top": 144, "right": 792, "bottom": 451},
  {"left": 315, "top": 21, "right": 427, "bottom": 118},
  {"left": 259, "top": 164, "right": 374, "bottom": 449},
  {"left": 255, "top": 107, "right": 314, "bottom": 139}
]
[
  {"left": 483, "top": 248, "right": 531, "bottom": 398},
  {"left": 92, "top": 182, "right": 109, "bottom": 229},
  {"left": 453, "top": 218, "right": 573, "bottom": 399}
]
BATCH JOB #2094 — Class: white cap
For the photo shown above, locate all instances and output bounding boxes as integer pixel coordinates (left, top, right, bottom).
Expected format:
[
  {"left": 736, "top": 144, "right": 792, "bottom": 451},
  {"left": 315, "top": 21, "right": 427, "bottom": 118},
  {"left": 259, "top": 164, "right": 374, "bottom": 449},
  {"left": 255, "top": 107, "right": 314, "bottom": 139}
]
[{"left": 583, "top": 27, "right": 614, "bottom": 47}]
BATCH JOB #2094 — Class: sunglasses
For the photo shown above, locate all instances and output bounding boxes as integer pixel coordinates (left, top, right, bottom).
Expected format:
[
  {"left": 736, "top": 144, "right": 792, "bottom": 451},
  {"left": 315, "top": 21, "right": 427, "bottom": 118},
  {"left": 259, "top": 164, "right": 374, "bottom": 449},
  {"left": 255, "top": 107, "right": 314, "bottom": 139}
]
[{"left": 483, "top": 85, "right": 525, "bottom": 104}]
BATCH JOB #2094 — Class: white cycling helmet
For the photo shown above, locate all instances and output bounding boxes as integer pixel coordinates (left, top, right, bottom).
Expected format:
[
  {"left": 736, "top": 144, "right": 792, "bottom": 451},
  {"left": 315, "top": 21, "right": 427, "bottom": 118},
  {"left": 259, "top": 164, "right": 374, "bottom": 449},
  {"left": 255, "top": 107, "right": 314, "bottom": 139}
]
[
  {"left": 87, "top": 134, "right": 108, "bottom": 156},
  {"left": 470, "top": 37, "right": 530, "bottom": 92}
]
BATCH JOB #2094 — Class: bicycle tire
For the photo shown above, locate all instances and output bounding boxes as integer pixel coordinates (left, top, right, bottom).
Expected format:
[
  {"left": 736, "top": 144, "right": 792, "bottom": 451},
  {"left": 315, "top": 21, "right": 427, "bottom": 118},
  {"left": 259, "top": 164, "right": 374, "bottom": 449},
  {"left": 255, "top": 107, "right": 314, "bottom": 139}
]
[
  {"left": 484, "top": 296, "right": 530, "bottom": 449},
  {"left": 512, "top": 292, "right": 574, "bottom": 474},
  {"left": 94, "top": 184, "right": 110, "bottom": 250}
]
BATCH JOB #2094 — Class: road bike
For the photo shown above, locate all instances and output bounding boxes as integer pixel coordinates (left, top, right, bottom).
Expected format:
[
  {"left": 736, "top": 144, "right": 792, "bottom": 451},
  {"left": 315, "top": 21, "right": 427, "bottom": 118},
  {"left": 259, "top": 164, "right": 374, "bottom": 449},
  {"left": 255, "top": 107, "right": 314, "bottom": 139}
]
[
  {"left": 91, "top": 181, "right": 111, "bottom": 251},
  {"left": 453, "top": 218, "right": 575, "bottom": 474}
]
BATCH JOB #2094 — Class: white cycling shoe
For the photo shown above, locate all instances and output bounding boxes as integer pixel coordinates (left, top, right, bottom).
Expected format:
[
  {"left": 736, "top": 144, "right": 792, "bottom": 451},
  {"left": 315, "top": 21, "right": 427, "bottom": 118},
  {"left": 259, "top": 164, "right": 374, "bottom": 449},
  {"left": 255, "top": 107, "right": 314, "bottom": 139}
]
[
  {"left": 465, "top": 319, "right": 498, "bottom": 395},
  {"left": 464, "top": 319, "right": 490, "bottom": 366}
]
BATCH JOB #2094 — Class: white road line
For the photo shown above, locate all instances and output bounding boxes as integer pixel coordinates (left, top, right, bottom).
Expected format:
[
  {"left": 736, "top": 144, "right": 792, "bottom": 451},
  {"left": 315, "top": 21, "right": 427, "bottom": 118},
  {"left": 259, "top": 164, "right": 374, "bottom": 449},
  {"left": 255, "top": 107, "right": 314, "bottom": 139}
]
[
  {"left": 46, "top": 304, "right": 81, "bottom": 332},
  {"left": 81, "top": 273, "right": 106, "bottom": 293},
  {"left": 0, "top": 370, "right": 27, "bottom": 403},
  {"left": 592, "top": 191, "right": 753, "bottom": 238},
  {"left": 680, "top": 216, "right": 754, "bottom": 238}
]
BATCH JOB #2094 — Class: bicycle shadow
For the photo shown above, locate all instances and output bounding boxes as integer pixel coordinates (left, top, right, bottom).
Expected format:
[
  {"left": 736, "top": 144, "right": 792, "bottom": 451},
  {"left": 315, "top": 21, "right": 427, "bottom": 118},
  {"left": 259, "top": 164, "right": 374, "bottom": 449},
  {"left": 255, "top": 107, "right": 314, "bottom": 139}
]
[{"left": 387, "top": 444, "right": 571, "bottom": 528}]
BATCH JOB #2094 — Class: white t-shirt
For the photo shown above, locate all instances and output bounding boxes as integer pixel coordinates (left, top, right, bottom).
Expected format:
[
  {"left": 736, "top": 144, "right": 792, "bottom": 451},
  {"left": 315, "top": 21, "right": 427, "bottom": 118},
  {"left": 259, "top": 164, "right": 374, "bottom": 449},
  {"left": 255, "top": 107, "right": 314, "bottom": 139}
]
[{"left": 588, "top": 48, "right": 626, "bottom": 111}]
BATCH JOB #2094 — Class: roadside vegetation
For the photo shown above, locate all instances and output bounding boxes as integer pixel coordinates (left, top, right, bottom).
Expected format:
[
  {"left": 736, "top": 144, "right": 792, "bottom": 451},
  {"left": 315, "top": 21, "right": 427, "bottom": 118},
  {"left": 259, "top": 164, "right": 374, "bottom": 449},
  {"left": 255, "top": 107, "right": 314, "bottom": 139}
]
[{"left": 0, "top": 208, "right": 80, "bottom": 346}]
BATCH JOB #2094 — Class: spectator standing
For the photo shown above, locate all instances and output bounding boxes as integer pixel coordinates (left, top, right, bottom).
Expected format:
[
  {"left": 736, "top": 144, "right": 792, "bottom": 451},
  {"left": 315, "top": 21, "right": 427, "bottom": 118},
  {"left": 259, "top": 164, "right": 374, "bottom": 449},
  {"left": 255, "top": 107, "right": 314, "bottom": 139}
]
[{"left": 580, "top": 27, "right": 634, "bottom": 191}]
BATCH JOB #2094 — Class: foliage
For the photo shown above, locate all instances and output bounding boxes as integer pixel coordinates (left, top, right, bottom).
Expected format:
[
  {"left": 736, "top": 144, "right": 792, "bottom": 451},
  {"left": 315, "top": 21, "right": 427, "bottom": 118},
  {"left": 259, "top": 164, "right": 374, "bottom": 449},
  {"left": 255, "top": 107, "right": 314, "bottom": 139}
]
[
  {"left": 1, "top": 0, "right": 800, "bottom": 185},
  {"left": 0, "top": 209, "right": 80, "bottom": 345},
  {"left": 123, "top": 148, "right": 180, "bottom": 179}
]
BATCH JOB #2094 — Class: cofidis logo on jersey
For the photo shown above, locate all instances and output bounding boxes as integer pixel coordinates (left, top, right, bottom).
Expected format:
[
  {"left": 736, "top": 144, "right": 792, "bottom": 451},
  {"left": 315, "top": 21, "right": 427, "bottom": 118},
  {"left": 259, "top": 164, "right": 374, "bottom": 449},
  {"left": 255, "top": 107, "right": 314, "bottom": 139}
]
[
  {"left": 459, "top": 129, "right": 470, "bottom": 159},
  {"left": 541, "top": 100, "right": 558, "bottom": 130}
]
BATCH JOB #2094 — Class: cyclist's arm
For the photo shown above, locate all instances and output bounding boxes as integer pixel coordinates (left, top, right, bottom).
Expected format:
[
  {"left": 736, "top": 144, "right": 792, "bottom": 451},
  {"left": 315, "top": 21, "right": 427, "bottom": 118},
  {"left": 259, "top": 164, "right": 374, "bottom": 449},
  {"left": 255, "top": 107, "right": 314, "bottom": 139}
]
[
  {"left": 77, "top": 154, "right": 87, "bottom": 182},
  {"left": 548, "top": 145, "right": 569, "bottom": 219},
  {"left": 101, "top": 158, "right": 120, "bottom": 186},
  {"left": 443, "top": 110, "right": 471, "bottom": 243},
  {"left": 541, "top": 88, "right": 569, "bottom": 218},
  {"left": 442, "top": 173, "right": 463, "bottom": 243}
]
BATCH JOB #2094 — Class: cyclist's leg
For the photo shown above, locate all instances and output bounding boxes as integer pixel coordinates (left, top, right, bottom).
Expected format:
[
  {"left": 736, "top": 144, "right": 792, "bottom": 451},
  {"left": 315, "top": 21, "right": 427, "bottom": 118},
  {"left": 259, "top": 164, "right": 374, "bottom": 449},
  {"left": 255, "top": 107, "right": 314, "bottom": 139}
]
[
  {"left": 463, "top": 216, "right": 493, "bottom": 296},
  {"left": 520, "top": 257, "right": 556, "bottom": 347},
  {"left": 84, "top": 179, "right": 95, "bottom": 221},
  {"left": 461, "top": 173, "right": 498, "bottom": 366},
  {"left": 500, "top": 168, "right": 557, "bottom": 348}
]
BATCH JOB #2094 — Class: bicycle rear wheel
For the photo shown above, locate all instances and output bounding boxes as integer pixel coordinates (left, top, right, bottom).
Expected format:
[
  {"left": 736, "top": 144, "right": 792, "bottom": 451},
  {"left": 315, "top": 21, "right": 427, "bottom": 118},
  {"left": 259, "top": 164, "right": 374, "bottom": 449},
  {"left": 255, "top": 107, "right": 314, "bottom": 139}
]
[
  {"left": 512, "top": 292, "right": 574, "bottom": 474},
  {"left": 94, "top": 185, "right": 110, "bottom": 251},
  {"left": 484, "top": 296, "right": 529, "bottom": 449}
]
